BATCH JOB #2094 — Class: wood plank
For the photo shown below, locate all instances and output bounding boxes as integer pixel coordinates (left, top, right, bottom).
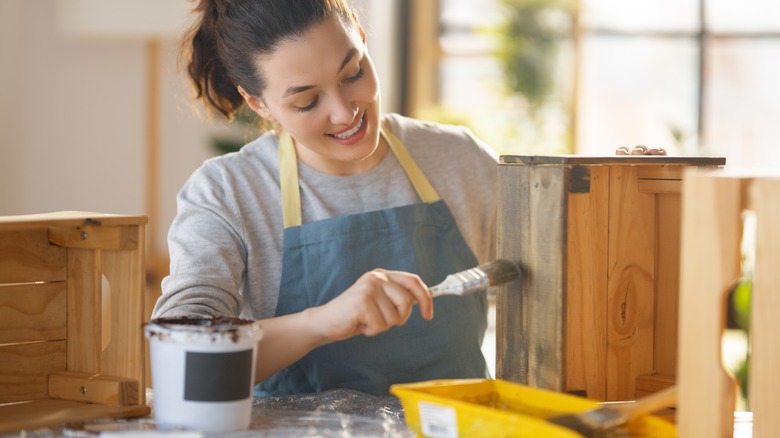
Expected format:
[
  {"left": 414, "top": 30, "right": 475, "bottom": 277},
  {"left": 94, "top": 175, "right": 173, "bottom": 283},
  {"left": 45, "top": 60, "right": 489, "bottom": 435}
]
[
  {"left": 0, "top": 282, "right": 66, "bottom": 344},
  {"left": 496, "top": 164, "right": 530, "bottom": 384},
  {"left": 748, "top": 178, "right": 780, "bottom": 438},
  {"left": 0, "top": 229, "right": 66, "bottom": 283},
  {"left": 500, "top": 155, "right": 726, "bottom": 167},
  {"left": 0, "top": 399, "right": 150, "bottom": 434},
  {"left": 565, "top": 166, "right": 609, "bottom": 400},
  {"left": 66, "top": 248, "right": 102, "bottom": 374},
  {"left": 653, "top": 193, "right": 681, "bottom": 377},
  {"left": 636, "top": 373, "right": 676, "bottom": 398},
  {"left": 606, "top": 166, "right": 656, "bottom": 401},
  {"left": 0, "top": 212, "right": 147, "bottom": 230},
  {"left": 527, "top": 165, "right": 567, "bottom": 391},
  {"left": 101, "top": 229, "right": 147, "bottom": 403},
  {"left": 677, "top": 171, "right": 742, "bottom": 438},
  {"left": 0, "top": 341, "right": 66, "bottom": 403},
  {"left": 637, "top": 179, "right": 681, "bottom": 194},
  {"left": 637, "top": 166, "right": 685, "bottom": 180},
  {"left": 48, "top": 371, "right": 138, "bottom": 407},
  {"left": 48, "top": 225, "right": 139, "bottom": 251}
]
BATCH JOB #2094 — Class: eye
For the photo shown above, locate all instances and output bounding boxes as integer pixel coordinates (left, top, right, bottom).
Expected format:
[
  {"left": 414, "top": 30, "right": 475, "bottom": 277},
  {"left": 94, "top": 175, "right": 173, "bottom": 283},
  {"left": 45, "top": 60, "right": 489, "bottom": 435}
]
[
  {"left": 296, "top": 96, "right": 319, "bottom": 113},
  {"left": 344, "top": 67, "right": 364, "bottom": 84}
]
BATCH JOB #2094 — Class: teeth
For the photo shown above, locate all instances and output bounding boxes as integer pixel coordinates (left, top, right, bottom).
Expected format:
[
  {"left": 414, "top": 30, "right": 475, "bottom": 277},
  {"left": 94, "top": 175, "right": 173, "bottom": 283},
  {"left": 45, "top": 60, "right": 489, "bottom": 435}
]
[{"left": 333, "top": 116, "right": 363, "bottom": 139}]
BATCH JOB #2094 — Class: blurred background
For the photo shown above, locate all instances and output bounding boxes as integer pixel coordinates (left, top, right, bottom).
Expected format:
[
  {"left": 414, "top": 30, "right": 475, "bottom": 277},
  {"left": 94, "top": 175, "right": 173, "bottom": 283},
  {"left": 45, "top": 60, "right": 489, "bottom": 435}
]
[{"left": 1, "top": 0, "right": 779, "bottom": 353}]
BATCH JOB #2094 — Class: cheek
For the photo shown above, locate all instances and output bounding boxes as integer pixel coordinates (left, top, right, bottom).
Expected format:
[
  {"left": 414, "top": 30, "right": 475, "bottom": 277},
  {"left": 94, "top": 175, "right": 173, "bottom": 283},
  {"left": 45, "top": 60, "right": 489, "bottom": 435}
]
[{"left": 356, "top": 65, "right": 381, "bottom": 103}]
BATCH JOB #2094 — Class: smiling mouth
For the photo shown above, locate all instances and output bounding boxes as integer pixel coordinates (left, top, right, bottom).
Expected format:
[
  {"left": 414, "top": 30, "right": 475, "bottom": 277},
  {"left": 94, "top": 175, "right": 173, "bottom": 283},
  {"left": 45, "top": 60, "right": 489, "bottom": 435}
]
[{"left": 330, "top": 113, "right": 364, "bottom": 140}]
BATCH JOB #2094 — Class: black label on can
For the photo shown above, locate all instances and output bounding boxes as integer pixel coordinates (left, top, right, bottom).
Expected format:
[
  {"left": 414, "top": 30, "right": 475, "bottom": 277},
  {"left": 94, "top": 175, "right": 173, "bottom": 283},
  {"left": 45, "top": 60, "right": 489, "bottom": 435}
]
[{"left": 184, "top": 349, "right": 253, "bottom": 401}]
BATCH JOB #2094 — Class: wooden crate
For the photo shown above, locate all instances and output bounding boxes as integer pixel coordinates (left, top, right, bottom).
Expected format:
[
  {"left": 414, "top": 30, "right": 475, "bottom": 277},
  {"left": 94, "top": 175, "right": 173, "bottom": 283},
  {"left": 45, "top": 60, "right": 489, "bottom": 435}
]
[
  {"left": 495, "top": 155, "right": 725, "bottom": 402},
  {"left": 0, "top": 212, "right": 150, "bottom": 432},
  {"left": 677, "top": 172, "right": 779, "bottom": 438}
]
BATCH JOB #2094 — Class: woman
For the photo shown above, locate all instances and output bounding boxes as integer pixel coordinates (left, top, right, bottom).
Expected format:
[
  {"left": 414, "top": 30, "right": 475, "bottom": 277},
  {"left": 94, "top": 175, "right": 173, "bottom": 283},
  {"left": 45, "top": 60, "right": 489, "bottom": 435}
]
[{"left": 153, "top": 0, "right": 499, "bottom": 396}]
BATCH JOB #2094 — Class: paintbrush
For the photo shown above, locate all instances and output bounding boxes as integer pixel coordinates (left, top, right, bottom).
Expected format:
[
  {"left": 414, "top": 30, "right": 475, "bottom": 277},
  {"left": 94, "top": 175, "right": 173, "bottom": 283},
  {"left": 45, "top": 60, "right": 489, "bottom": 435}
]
[
  {"left": 429, "top": 259, "right": 522, "bottom": 297},
  {"left": 548, "top": 385, "right": 677, "bottom": 437}
]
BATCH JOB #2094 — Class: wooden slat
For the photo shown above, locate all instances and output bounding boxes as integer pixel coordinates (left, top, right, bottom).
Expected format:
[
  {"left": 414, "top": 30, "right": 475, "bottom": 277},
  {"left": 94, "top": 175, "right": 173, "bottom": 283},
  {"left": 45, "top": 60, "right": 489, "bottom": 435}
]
[
  {"left": 0, "top": 341, "right": 66, "bottom": 403},
  {"left": 0, "top": 399, "right": 150, "bottom": 434},
  {"left": 677, "top": 172, "right": 741, "bottom": 438},
  {"left": 66, "top": 248, "right": 102, "bottom": 374},
  {"left": 636, "top": 373, "right": 675, "bottom": 398},
  {"left": 653, "top": 193, "right": 681, "bottom": 377},
  {"left": 48, "top": 371, "right": 138, "bottom": 407},
  {"left": 0, "top": 212, "right": 147, "bottom": 230},
  {"left": 0, "top": 282, "right": 66, "bottom": 344},
  {"left": 0, "top": 229, "right": 66, "bottom": 284},
  {"left": 49, "top": 225, "right": 139, "bottom": 251},
  {"left": 637, "top": 179, "right": 681, "bottom": 194},
  {"left": 606, "top": 166, "right": 656, "bottom": 401},
  {"left": 526, "top": 165, "right": 567, "bottom": 391},
  {"left": 748, "top": 178, "right": 780, "bottom": 438},
  {"left": 565, "top": 166, "right": 609, "bottom": 400},
  {"left": 100, "top": 227, "right": 146, "bottom": 403},
  {"left": 496, "top": 164, "right": 530, "bottom": 384},
  {"left": 637, "top": 166, "right": 685, "bottom": 180}
]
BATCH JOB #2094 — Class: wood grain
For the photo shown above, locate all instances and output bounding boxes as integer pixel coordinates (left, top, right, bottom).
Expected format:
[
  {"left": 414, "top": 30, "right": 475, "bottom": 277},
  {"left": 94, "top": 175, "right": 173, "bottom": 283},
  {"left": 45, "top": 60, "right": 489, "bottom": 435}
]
[
  {"left": 653, "top": 193, "right": 681, "bottom": 377},
  {"left": 565, "top": 166, "right": 609, "bottom": 400},
  {"left": 48, "top": 371, "right": 139, "bottom": 407},
  {"left": 526, "top": 165, "right": 567, "bottom": 391},
  {"left": 0, "top": 341, "right": 66, "bottom": 403},
  {"left": 748, "top": 178, "right": 780, "bottom": 438},
  {"left": 0, "top": 229, "right": 66, "bottom": 283},
  {"left": 606, "top": 166, "right": 656, "bottom": 401},
  {"left": 66, "top": 248, "right": 102, "bottom": 374},
  {"left": 0, "top": 282, "right": 66, "bottom": 344},
  {"left": 0, "top": 399, "right": 149, "bottom": 434},
  {"left": 101, "top": 228, "right": 146, "bottom": 401},
  {"left": 677, "top": 171, "right": 741, "bottom": 438},
  {"left": 496, "top": 163, "right": 530, "bottom": 383},
  {"left": 49, "top": 225, "right": 139, "bottom": 251}
]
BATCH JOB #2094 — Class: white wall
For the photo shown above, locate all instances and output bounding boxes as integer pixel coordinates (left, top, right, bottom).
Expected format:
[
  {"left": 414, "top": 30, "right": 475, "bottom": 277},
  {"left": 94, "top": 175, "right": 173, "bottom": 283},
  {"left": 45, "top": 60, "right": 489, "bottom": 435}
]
[
  {"left": 0, "top": 0, "right": 216, "bottom": 255},
  {"left": 0, "top": 0, "right": 401, "bottom": 254}
]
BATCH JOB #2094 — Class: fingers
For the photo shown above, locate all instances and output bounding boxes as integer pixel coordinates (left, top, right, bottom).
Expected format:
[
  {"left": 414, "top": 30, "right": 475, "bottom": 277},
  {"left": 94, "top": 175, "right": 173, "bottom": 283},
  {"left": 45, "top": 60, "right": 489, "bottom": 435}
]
[
  {"left": 377, "top": 269, "right": 433, "bottom": 321},
  {"left": 318, "top": 269, "right": 435, "bottom": 340},
  {"left": 356, "top": 269, "right": 432, "bottom": 337},
  {"left": 615, "top": 145, "right": 667, "bottom": 156}
]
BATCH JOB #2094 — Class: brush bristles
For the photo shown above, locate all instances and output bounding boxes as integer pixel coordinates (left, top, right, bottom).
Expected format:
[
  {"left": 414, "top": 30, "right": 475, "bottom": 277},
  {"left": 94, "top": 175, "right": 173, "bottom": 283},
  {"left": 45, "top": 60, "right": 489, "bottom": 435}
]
[
  {"left": 477, "top": 259, "right": 521, "bottom": 286},
  {"left": 548, "top": 408, "right": 625, "bottom": 437}
]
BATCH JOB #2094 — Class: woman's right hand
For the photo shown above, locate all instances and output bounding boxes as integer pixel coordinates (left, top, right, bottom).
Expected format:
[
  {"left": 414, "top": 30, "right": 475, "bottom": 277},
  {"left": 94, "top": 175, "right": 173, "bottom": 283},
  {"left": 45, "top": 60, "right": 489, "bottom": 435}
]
[{"left": 309, "top": 268, "right": 434, "bottom": 342}]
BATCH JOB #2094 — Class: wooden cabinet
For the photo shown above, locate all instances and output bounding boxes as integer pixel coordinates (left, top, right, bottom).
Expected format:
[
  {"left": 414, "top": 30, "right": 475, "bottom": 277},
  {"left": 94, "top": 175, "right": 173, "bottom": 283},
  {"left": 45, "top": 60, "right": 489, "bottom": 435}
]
[
  {"left": 495, "top": 156, "right": 725, "bottom": 402},
  {"left": 0, "top": 212, "right": 149, "bottom": 432}
]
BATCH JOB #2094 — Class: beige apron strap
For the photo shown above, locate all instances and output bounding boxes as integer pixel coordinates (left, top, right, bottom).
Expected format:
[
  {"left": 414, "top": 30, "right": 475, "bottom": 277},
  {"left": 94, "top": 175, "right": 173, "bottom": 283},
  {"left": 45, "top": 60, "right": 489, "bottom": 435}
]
[
  {"left": 278, "top": 123, "right": 442, "bottom": 228},
  {"left": 279, "top": 131, "right": 302, "bottom": 228},
  {"left": 380, "top": 122, "right": 441, "bottom": 203}
]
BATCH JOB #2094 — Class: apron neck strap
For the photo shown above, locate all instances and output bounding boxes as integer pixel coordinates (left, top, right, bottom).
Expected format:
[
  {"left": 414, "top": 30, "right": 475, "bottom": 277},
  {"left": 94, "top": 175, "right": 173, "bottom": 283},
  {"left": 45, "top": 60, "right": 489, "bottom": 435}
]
[{"left": 279, "top": 122, "right": 441, "bottom": 228}]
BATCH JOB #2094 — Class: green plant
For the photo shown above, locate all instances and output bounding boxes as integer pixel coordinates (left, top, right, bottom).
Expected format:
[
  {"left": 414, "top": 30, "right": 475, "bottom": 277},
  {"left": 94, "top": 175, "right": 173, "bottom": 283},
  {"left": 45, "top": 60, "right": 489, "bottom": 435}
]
[{"left": 493, "top": 0, "right": 576, "bottom": 112}]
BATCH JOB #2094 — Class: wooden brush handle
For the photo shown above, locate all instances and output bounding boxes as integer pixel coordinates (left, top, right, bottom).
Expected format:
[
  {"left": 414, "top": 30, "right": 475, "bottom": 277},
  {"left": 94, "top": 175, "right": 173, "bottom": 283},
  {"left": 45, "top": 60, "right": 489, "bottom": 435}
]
[{"left": 611, "top": 385, "right": 677, "bottom": 418}]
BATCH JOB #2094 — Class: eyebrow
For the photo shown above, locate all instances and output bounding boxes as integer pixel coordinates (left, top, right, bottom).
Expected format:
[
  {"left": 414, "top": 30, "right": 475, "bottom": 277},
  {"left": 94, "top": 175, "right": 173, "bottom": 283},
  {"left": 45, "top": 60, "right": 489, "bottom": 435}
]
[{"left": 282, "top": 47, "right": 358, "bottom": 98}]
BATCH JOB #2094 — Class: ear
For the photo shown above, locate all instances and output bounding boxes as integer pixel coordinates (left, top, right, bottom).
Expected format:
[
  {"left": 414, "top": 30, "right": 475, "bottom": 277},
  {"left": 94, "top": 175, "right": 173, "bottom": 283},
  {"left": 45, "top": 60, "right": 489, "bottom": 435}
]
[{"left": 237, "top": 86, "right": 275, "bottom": 122}]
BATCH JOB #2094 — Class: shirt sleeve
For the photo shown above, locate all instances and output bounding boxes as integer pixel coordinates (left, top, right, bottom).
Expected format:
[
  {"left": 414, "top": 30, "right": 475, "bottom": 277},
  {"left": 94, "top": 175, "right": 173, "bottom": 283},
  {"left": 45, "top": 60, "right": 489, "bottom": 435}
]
[{"left": 152, "top": 162, "right": 249, "bottom": 319}]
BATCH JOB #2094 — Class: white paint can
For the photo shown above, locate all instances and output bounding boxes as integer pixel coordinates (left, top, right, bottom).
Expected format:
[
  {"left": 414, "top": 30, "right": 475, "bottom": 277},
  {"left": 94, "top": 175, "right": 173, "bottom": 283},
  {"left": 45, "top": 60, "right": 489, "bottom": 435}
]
[{"left": 144, "top": 317, "right": 263, "bottom": 432}]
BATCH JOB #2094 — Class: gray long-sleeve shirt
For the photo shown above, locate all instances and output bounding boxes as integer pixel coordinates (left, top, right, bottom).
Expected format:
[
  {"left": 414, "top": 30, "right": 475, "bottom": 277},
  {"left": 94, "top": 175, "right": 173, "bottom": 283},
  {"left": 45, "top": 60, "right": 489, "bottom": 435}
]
[{"left": 153, "top": 113, "right": 498, "bottom": 320}]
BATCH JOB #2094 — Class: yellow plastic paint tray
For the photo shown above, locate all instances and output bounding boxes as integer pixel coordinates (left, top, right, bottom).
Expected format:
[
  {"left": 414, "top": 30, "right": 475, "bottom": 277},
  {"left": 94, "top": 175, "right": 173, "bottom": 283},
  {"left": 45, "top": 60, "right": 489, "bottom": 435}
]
[{"left": 391, "top": 379, "right": 676, "bottom": 437}]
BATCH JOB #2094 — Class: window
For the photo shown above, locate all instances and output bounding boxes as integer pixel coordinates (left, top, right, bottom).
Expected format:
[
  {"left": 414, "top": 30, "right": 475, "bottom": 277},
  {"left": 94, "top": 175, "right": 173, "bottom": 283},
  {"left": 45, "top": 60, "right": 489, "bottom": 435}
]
[{"left": 408, "top": 0, "right": 780, "bottom": 169}]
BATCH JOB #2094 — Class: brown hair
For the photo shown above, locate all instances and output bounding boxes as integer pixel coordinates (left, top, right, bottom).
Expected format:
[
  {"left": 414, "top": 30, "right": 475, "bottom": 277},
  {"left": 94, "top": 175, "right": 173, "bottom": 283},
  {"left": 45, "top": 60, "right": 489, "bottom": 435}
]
[{"left": 183, "top": 0, "right": 359, "bottom": 119}]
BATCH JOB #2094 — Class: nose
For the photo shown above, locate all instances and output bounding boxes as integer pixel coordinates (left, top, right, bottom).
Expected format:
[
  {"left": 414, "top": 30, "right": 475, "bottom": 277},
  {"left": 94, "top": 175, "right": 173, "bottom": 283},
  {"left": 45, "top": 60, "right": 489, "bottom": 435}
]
[{"left": 329, "top": 92, "right": 358, "bottom": 125}]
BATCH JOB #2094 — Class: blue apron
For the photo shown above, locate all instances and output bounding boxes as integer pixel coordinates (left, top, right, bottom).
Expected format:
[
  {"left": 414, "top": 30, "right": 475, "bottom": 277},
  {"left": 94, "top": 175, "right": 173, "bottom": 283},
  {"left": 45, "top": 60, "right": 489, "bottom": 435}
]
[{"left": 257, "top": 123, "right": 488, "bottom": 396}]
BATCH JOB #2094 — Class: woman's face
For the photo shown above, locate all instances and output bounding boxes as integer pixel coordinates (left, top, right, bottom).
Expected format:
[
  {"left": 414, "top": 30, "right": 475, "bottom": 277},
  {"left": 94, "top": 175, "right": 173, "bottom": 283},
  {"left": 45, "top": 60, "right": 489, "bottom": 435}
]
[{"left": 246, "top": 15, "right": 385, "bottom": 176}]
